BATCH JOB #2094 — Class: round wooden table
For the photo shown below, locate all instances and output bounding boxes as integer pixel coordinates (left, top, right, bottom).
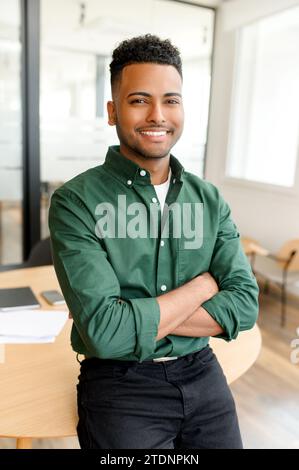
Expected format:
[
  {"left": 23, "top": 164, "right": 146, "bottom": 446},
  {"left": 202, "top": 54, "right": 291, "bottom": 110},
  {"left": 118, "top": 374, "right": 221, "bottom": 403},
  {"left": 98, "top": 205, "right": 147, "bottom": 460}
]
[{"left": 0, "top": 266, "right": 262, "bottom": 449}]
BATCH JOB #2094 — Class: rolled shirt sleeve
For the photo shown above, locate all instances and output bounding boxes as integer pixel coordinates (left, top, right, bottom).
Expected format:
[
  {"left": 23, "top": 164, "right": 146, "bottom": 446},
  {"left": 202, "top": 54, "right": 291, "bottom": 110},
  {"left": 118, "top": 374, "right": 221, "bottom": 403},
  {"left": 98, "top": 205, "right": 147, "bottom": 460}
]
[
  {"left": 201, "top": 191, "right": 259, "bottom": 341},
  {"left": 49, "top": 189, "right": 160, "bottom": 361}
]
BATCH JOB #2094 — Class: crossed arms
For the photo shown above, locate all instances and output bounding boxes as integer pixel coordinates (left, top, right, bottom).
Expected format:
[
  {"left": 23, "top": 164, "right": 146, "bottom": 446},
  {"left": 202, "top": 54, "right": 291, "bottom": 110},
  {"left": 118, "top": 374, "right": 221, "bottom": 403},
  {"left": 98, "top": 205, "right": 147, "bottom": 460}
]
[
  {"left": 72, "top": 273, "right": 221, "bottom": 339},
  {"left": 155, "top": 273, "right": 222, "bottom": 340}
]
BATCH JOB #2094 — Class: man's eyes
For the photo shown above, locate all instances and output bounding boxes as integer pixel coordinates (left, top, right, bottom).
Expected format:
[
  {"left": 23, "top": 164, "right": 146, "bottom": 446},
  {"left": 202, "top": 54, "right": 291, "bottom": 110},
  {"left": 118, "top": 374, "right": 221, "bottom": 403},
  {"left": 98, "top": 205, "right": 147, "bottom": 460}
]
[
  {"left": 166, "top": 99, "right": 180, "bottom": 105},
  {"left": 130, "top": 99, "right": 147, "bottom": 104}
]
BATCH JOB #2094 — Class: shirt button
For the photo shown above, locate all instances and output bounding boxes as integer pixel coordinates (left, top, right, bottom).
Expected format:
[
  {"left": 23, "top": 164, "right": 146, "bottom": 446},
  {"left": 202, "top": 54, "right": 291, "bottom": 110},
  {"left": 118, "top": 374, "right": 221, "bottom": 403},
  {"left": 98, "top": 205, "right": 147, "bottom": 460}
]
[
  {"left": 127, "top": 180, "right": 132, "bottom": 186},
  {"left": 160, "top": 284, "right": 167, "bottom": 292},
  {"left": 140, "top": 170, "right": 146, "bottom": 176},
  {"left": 160, "top": 240, "right": 165, "bottom": 247},
  {"left": 173, "top": 178, "right": 176, "bottom": 184},
  {"left": 152, "top": 197, "right": 158, "bottom": 203}
]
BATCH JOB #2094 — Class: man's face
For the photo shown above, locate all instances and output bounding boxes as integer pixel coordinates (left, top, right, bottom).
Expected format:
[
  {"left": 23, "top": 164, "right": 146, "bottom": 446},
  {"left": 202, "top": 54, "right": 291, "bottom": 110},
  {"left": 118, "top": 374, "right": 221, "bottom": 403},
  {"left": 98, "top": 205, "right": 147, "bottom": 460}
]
[{"left": 107, "top": 63, "right": 184, "bottom": 160}]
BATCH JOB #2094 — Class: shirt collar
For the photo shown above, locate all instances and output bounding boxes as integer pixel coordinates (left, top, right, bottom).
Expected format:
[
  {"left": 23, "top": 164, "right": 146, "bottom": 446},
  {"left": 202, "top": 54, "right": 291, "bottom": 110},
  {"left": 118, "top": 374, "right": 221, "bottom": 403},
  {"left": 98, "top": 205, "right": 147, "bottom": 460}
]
[{"left": 103, "top": 145, "right": 184, "bottom": 187}]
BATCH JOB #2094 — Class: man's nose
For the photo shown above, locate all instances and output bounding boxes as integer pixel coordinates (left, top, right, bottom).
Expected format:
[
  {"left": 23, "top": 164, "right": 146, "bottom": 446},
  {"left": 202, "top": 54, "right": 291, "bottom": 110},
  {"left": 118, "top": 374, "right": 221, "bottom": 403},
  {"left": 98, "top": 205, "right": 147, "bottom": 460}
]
[{"left": 146, "top": 103, "right": 166, "bottom": 124}]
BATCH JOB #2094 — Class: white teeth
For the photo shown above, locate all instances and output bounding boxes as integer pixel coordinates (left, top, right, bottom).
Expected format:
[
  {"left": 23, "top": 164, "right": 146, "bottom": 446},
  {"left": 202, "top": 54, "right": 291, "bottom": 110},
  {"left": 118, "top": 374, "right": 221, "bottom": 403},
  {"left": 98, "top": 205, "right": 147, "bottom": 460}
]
[{"left": 140, "top": 131, "right": 167, "bottom": 136}]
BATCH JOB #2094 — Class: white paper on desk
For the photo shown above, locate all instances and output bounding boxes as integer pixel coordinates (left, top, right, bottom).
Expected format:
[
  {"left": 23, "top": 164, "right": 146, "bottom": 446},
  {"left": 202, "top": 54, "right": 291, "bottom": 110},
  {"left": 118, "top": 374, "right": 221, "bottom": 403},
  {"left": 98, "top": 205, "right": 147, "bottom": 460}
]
[
  {"left": 0, "top": 335, "right": 55, "bottom": 344},
  {"left": 0, "top": 309, "right": 68, "bottom": 338}
]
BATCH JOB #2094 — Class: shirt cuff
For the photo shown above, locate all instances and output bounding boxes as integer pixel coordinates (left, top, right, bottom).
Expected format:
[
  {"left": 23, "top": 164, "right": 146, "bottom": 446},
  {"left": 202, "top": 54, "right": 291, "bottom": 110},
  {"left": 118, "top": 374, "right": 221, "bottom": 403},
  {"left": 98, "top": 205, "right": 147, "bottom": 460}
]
[
  {"left": 201, "top": 292, "right": 239, "bottom": 341},
  {"left": 128, "top": 297, "right": 161, "bottom": 361}
]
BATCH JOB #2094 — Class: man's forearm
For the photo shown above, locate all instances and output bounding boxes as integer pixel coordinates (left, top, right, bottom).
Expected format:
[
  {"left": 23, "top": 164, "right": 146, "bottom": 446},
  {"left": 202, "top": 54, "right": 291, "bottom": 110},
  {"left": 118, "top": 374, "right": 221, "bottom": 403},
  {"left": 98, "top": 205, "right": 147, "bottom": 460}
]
[{"left": 170, "top": 306, "right": 224, "bottom": 337}]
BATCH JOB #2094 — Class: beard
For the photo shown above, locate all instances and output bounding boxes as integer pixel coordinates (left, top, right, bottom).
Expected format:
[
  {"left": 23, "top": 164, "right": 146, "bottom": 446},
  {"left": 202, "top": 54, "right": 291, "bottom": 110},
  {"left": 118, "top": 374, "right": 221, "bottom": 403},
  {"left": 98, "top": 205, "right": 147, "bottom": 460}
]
[{"left": 115, "top": 123, "right": 181, "bottom": 160}]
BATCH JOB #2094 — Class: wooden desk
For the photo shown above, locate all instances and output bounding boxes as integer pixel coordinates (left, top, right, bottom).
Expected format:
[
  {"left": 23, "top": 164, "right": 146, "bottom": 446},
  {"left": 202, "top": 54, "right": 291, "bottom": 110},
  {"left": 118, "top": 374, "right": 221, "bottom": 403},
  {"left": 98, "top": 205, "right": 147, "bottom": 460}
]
[{"left": 0, "top": 266, "right": 262, "bottom": 449}]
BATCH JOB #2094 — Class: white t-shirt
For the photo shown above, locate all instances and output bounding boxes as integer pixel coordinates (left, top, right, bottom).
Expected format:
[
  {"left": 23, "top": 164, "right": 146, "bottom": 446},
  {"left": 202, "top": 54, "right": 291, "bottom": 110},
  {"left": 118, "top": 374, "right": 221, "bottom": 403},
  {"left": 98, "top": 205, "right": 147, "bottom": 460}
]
[{"left": 153, "top": 169, "right": 171, "bottom": 213}]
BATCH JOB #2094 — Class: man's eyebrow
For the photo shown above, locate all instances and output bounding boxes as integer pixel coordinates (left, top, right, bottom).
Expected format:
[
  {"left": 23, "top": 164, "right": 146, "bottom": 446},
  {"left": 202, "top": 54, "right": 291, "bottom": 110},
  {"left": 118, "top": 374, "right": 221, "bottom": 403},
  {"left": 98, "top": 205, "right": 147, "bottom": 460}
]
[
  {"left": 164, "top": 92, "right": 182, "bottom": 98},
  {"left": 127, "top": 92, "right": 182, "bottom": 98},
  {"left": 127, "top": 92, "right": 151, "bottom": 98}
]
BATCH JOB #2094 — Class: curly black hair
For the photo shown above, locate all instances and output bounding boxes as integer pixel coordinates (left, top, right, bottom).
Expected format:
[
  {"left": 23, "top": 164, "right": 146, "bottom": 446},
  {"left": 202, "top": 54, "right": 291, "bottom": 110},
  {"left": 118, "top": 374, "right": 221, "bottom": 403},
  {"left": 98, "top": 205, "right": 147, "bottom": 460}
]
[{"left": 110, "top": 34, "right": 182, "bottom": 91}]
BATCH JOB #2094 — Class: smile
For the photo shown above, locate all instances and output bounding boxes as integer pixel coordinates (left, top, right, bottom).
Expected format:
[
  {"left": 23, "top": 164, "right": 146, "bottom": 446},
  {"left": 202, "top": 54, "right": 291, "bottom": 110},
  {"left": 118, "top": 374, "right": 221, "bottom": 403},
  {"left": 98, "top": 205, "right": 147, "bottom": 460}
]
[{"left": 139, "top": 131, "right": 168, "bottom": 136}]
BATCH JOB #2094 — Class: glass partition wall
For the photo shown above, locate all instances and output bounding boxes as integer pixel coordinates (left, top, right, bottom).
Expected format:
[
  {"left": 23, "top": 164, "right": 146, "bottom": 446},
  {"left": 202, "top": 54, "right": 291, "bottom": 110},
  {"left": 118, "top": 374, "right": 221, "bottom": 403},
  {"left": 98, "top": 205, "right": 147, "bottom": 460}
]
[{"left": 0, "top": 0, "right": 23, "bottom": 265}]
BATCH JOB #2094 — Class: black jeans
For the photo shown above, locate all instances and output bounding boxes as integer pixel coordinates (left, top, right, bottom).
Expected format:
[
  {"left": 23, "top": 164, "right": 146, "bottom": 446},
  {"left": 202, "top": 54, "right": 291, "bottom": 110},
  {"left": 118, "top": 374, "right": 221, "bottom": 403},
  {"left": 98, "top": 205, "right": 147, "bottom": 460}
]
[{"left": 76, "top": 345, "right": 243, "bottom": 449}]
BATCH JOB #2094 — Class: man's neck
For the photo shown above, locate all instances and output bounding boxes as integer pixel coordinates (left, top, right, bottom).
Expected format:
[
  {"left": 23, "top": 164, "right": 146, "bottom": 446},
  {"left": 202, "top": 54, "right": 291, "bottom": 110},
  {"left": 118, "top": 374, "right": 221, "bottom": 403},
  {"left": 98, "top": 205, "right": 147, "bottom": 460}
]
[{"left": 119, "top": 145, "right": 170, "bottom": 185}]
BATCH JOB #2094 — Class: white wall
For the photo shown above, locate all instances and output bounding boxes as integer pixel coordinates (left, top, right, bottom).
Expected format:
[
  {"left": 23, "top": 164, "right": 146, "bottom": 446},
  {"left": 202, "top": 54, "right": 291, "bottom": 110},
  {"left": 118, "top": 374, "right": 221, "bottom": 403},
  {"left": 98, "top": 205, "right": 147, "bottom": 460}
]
[{"left": 206, "top": 0, "right": 299, "bottom": 253}]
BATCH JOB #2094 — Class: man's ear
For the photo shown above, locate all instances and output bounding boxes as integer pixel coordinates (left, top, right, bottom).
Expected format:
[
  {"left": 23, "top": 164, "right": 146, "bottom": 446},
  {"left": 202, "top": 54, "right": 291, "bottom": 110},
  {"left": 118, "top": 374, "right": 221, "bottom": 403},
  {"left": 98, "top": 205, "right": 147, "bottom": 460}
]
[{"left": 107, "top": 101, "right": 116, "bottom": 126}]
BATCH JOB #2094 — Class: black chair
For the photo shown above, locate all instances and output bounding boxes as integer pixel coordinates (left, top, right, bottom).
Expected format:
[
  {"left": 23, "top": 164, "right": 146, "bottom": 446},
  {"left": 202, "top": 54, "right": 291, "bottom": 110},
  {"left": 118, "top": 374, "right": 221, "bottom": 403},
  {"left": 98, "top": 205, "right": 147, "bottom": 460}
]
[{"left": 24, "top": 237, "right": 53, "bottom": 268}]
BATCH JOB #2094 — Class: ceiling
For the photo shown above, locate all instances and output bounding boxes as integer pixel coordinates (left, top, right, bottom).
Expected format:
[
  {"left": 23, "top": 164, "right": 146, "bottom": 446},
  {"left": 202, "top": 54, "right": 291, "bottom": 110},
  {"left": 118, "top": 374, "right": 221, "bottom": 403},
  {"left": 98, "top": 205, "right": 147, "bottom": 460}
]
[{"left": 41, "top": 0, "right": 215, "bottom": 59}]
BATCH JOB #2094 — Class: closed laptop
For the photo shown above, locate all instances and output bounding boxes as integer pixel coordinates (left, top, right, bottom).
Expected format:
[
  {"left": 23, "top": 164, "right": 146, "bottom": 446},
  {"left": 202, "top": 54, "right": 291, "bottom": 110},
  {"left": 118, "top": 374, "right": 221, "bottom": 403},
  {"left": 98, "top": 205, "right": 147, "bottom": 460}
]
[{"left": 0, "top": 287, "right": 40, "bottom": 312}]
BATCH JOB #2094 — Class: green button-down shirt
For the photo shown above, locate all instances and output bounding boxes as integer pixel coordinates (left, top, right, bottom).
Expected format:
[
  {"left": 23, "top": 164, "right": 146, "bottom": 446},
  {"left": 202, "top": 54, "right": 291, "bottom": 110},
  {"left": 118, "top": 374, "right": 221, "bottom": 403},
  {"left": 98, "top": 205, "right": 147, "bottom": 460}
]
[{"left": 49, "top": 145, "right": 259, "bottom": 362}]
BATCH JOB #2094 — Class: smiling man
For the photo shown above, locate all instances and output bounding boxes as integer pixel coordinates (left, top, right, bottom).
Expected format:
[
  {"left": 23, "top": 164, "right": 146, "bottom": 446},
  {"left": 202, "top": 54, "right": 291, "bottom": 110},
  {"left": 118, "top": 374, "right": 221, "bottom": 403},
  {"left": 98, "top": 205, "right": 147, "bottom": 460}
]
[{"left": 49, "top": 35, "right": 259, "bottom": 449}]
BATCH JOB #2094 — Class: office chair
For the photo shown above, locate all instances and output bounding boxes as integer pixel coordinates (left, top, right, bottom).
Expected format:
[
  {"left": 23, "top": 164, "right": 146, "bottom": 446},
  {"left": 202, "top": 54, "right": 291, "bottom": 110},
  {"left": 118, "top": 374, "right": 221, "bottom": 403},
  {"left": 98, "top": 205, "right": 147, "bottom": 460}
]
[
  {"left": 24, "top": 237, "right": 53, "bottom": 268},
  {"left": 241, "top": 237, "right": 260, "bottom": 265},
  {"left": 248, "top": 239, "right": 299, "bottom": 327}
]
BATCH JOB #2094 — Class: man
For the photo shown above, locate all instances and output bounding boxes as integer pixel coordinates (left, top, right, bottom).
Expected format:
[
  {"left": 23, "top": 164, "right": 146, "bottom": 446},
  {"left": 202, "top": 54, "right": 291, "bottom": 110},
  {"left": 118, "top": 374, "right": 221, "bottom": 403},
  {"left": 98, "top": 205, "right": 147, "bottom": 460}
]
[{"left": 49, "top": 34, "right": 259, "bottom": 449}]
